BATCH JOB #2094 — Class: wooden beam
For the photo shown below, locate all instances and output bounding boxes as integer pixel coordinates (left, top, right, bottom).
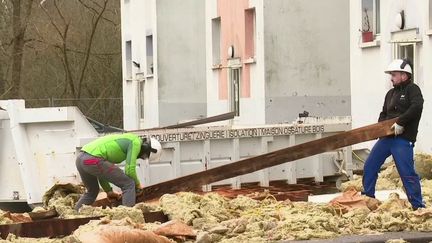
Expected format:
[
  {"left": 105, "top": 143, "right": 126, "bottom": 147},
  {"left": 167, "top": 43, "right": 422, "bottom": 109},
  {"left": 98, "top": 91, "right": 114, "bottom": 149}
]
[
  {"left": 139, "top": 118, "right": 396, "bottom": 201},
  {"left": 128, "top": 112, "right": 236, "bottom": 132},
  {"left": 161, "top": 111, "right": 235, "bottom": 129}
]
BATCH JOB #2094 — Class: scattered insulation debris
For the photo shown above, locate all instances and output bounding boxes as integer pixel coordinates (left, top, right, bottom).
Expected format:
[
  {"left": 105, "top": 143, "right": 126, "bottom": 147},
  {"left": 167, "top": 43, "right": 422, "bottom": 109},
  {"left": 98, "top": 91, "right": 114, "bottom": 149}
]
[
  {"left": 157, "top": 191, "right": 432, "bottom": 242},
  {"left": 2, "top": 191, "right": 432, "bottom": 242},
  {"left": 0, "top": 210, "right": 13, "bottom": 225},
  {"left": 385, "top": 239, "right": 408, "bottom": 243},
  {"left": 340, "top": 153, "right": 432, "bottom": 206},
  {"left": 0, "top": 234, "right": 64, "bottom": 243},
  {"left": 69, "top": 218, "right": 171, "bottom": 243},
  {"left": 0, "top": 210, "right": 31, "bottom": 224},
  {"left": 1, "top": 153, "right": 432, "bottom": 242}
]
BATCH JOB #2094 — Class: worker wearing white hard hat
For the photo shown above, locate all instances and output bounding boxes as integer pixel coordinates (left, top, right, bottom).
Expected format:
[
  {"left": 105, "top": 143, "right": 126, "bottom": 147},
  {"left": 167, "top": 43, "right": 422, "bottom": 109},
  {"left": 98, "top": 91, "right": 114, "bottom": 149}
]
[
  {"left": 362, "top": 59, "right": 425, "bottom": 210},
  {"left": 384, "top": 59, "right": 413, "bottom": 75}
]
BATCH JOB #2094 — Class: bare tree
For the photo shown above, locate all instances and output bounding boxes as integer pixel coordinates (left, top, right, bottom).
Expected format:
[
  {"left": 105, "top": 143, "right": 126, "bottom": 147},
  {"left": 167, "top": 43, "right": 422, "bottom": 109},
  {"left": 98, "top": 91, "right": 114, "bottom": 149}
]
[
  {"left": 0, "top": 0, "right": 122, "bottom": 126},
  {"left": 9, "top": 0, "right": 34, "bottom": 98},
  {"left": 39, "top": 0, "right": 110, "bottom": 99}
]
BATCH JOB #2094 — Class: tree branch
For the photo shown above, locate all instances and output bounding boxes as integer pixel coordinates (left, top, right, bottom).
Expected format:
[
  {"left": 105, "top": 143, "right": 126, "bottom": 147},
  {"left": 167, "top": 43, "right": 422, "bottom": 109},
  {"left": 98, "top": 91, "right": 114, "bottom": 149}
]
[
  {"left": 0, "top": 86, "right": 13, "bottom": 99},
  {"left": 78, "top": 0, "right": 116, "bottom": 25},
  {"left": 22, "top": 0, "right": 35, "bottom": 33},
  {"left": 53, "top": 0, "right": 67, "bottom": 31},
  {"left": 77, "top": 0, "right": 108, "bottom": 99},
  {"left": 9, "top": 0, "right": 35, "bottom": 98},
  {"left": 41, "top": 0, "right": 76, "bottom": 97},
  {"left": 40, "top": 1, "right": 65, "bottom": 39}
]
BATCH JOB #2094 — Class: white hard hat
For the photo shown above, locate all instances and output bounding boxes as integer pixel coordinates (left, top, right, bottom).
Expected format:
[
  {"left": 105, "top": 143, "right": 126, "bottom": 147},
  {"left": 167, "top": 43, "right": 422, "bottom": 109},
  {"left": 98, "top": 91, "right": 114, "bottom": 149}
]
[
  {"left": 148, "top": 137, "right": 162, "bottom": 162},
  {"left": 384, "top": 59, "right": 412, "bottom": 74}
]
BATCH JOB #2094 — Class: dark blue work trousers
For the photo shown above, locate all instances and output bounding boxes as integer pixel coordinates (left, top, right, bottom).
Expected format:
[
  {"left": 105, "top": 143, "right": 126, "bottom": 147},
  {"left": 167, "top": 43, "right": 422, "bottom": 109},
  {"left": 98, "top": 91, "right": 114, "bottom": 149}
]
[{"left": 362, "top": 137, "right": 424, "bottom": 209}]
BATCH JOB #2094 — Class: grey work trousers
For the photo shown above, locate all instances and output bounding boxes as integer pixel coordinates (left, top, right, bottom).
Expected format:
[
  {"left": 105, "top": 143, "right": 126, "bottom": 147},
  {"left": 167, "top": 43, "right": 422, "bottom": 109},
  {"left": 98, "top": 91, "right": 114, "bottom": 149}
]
[{"left": 75, "top": 152, "right": 136, "bottom": 210}]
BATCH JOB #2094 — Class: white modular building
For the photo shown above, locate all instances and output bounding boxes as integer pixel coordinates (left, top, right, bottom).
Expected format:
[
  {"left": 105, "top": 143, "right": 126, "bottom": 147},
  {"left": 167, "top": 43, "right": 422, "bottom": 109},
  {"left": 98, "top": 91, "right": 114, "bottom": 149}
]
[
  {"left": 350, "top": 0, "right": 432, "bottom": 153},
  {"left": 121, "top": 0, "right": 351, "bottom": 129},
  {"left": 206, "top": 0, "right": 350, "bottom": 125},
  {"left": 121, "top": 0, "right": 207, "bottom": 130}
]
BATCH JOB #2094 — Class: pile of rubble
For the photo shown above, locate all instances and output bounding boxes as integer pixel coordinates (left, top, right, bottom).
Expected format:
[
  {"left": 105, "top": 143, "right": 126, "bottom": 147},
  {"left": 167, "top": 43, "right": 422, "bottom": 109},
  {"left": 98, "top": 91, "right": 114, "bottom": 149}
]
[
  {"left": 1, "top": 153, "right": 432, "bottom": 242},
  {"left": 341, "top": 153, "right": 432, "bottom": 206}
]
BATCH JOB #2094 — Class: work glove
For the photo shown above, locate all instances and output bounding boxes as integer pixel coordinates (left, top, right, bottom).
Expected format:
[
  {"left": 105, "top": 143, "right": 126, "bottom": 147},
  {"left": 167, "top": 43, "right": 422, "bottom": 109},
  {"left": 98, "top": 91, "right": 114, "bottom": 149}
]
[
  {"left": 106, "top": 191, "right": 121, "bottom": 200},
  {"left": 391, "top": 123, "right": 404, "bottom": 136}
]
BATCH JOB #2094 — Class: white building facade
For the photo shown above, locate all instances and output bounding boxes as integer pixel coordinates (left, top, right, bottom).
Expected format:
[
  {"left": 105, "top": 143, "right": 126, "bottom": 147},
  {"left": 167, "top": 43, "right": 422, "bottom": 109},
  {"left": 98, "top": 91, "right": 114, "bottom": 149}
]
[
  {"left": 206, "top": 0, "right": 351, "bottom": 125},
  {"left": 350, "top": 0, "right": 432, "bottom": 153},
  {"left": 121, "top": 0, "right": 207, "bottom": 130},
  {"left": 121, "top": 0, "right": 351, "bottom": 129}
]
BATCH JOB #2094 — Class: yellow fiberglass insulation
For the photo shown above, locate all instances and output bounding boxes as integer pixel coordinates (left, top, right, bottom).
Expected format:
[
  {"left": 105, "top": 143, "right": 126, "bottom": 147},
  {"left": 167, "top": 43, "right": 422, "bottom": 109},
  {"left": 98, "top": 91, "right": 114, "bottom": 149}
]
[
  {"left": 5, "top": 191, "right": 432, "bottom": 242},
  {"left": 7, "top": 153, "right": 432, "bottom": 242},
  {"left": 70, "top": 217, "right": 162, "bottom": 239},
  {"left": 158, "top": 192, "right": 432, "bottom": 242},
  {"left": 340, "top": 165, "right": 402, "bottom": 192},
  {"left": 159, "top": 192, "right": 236, "bottom": 226},
  {"left": 48, "top": 194, "right": 81, "bottom": 218},
  {"left": 340, "top": 153, "right": 432, "bottom": 206},
  {"left": 414, "top": 153, "right": 432, "bottom": 179},
  {"left": 0, "top": 210, "right": 13, "bottom": 225},
  {"left": 421, "top": 179, "right": 432, "bottom": 207},
  {"left": 0, "top": 234, "right": 67, "bottom": 243},
  {"left": 385, "top": 239, "right": 408, "bottom": 243},
  {"left": 78, "top": 205, "right": 145, "bottom": 223}
]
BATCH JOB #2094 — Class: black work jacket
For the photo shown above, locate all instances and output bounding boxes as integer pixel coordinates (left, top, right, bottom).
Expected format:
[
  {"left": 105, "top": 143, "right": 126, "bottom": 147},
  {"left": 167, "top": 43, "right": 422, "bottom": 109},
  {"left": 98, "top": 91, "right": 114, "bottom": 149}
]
[{"left": 378, "top": 80, "right": 423, "bottom": 142}]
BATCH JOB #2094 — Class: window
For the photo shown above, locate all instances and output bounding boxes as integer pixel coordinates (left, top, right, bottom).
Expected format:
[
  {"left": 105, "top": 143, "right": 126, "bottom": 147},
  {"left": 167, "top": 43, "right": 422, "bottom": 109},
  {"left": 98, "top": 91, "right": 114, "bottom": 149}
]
[
  {"left": 138, "top": 80, "right": 145, "bottom": 120},
  {"left": 393, "top": 43, "right": 416, "bottom": 82},
  {"left": 212, "top": 17, "right": 221, "bottom": 65},
  {"left": 375, "top": 0, "right": 380, "bottom": 34},
  {"left": 229, "top": 68, "right": 240, "bottom": 116},
  {"left": 361, "top": 0, "right": 380, "bottom": 40},
  {"left": 429, "top": 0, "right": 432, "bottom": 30},
  {"left": 146, "top": 35, "right": 153, "bottom": 75},
  {"left": 244, "top": 8, "right": 256, "bottom": 58},
  {"left": 125, "top": 40, "right": 132, "bottom": 79},
  {"left": 391, "top": 28, "right": 420, "bottom": 83}
]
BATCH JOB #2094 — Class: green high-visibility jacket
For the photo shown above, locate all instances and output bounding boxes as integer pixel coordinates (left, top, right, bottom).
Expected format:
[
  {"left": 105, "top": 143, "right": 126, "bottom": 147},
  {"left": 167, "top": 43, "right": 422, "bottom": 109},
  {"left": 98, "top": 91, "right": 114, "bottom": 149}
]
[{"left": 81, "top": 133, "right": 142, "bottom": 191}]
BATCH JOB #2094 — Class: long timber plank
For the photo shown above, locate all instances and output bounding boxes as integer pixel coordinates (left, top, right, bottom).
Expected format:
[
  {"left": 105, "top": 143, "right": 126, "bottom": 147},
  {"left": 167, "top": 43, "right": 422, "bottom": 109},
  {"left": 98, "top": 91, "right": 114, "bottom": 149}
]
[
  {"left": 139, "top": 118, "right": 396, "bottom": 201},
  {"left": 129, "top": 111, "right": 236, "bottom": 132}
]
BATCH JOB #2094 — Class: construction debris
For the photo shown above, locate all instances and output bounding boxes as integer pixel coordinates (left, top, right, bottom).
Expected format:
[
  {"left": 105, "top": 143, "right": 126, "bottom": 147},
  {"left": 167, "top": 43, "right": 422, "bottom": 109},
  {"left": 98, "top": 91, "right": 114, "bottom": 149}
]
[
  {"left": 340, "top": 153, "right": 432, "bottom": 206},
  {"left": 70, "top": 218, "right": 171, "bottom": 243},
  {"left": 1, "top": 151, "right": 432, "bottom": 241},
  {"left": 2, "top": 189, "right": 432, "bottom": 242},
  {"left": 0, "top": 210, "right": 31, "bottom": 225}
]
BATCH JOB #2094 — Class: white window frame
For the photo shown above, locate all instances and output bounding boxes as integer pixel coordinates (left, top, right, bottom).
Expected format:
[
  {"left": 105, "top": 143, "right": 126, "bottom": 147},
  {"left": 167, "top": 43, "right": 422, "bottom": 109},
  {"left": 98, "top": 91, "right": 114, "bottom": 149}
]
[
  {"left": 361, "top": 0, "right": 380, "bottom": 37},
  {"left": 244, "top": 7, "right": 256, "bottom": 59},
  {"left": 428, "top": 0, "right": 432, "bottom": 35},
  {"left": 392, "top": 43, "right": 417, "bottom": 83},
  {"left": 138, "top": 80, "right": 145, "bottom": 121},
  {"left": 125, "top": 40, "right": 132, "bottom": 80},
  {"left": 212, "top": 17, "right": 221, "bottom": 66},
  {"left": 146, "top": 34, "right": 154, "bottom": 76},
  {"left": 390, "top": 28, "right": 421, "bottom": 83},
  {"left": 373, "top": 0, "right": 380, "bottom": 36},
  {"left": 229, "top": 68, "right": 240, "bottom": 117}
]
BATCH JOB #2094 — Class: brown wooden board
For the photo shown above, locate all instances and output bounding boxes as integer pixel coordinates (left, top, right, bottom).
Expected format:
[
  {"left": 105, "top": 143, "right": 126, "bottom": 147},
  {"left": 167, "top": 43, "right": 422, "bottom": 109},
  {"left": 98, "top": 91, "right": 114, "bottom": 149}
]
[
  {"left": 28, "top": 208, "right": 58, "bottom": 220},
  {"left": 162, "top": 111, "right": 236, "bottom": 129},
  {"left": 129, "top": 111, "right": 236, "bottom": 132},
  {"left": 138, "top": 119, "right": 396, "bottom": 201}
]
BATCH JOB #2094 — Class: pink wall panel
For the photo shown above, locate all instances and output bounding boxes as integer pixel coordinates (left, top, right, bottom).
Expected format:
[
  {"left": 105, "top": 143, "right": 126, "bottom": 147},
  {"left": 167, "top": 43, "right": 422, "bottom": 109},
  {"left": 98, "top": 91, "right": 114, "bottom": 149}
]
[{"left": 217, "top": 0, "right": 252, "bottom": 100}]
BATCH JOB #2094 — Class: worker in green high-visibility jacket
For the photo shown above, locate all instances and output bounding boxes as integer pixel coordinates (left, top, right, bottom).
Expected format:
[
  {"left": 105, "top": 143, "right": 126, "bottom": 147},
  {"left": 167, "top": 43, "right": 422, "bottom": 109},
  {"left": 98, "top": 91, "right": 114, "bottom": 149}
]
[{"left": 74, "top": 133, "right": 161, "bottom": 210}]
